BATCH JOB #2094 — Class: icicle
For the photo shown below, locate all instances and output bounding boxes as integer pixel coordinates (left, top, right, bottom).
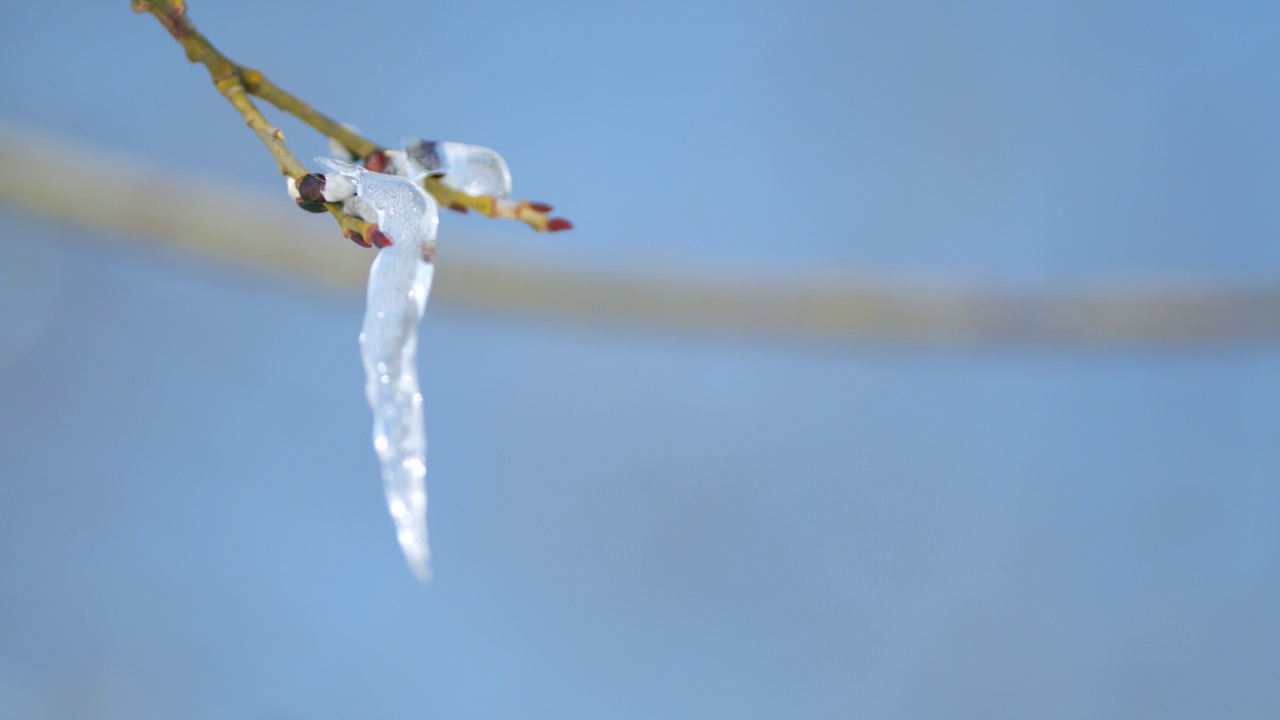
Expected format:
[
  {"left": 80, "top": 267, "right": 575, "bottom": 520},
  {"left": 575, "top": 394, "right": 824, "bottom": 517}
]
[
  {"left": 402, "top": 138, "right": 513, "bottom": 198},
  {"left": 317, "top": 157, "right": 439, "bottom": 582}
]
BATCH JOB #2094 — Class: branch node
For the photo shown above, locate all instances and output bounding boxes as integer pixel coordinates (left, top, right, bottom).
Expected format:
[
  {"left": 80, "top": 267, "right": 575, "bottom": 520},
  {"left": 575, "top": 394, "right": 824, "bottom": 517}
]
[
  {"left": 238, "top": 68, "right": 264, "bottom": 93},
  {"left": 159, "top": 2, "right": 194, "bottom": 40},
  {"left": 296, "top": 173, "right": 327, "bottom": 205}
]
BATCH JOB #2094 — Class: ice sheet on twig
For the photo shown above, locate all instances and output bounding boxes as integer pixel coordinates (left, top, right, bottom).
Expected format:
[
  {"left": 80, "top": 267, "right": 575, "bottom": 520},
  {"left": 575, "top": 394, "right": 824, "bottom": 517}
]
[{"left": 403, "top": 138, "right": 513, "bottom": 198}]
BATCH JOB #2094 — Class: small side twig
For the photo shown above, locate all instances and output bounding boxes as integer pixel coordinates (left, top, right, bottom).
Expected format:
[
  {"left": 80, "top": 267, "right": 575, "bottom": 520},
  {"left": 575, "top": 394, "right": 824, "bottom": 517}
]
[
  {"left": 212, "top": 76, "right": 308, "bottom": 179},
  {"left": 237, "top": 67, "right": 380, "bottom": 161},
  {"left": 130, "top": 1, "right": 302, "bottom": 177}
]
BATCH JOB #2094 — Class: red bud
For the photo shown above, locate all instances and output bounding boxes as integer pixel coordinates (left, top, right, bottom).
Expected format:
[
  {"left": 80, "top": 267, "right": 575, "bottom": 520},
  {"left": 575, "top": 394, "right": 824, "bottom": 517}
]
[
  {"left": 546, "top": 218, "right": 574, "bottom": 232},
  {"left": 345, "top": 230, "right": 370, "bottom": 248},
  {"left": 528, "top": 201, "right": 554, "bottom": 213},
  {"left": 368, "top": 226, "right": 394, "bottom": 248},
  {"left": 362, "top": 151, "right": 389, "bottom": 173}
]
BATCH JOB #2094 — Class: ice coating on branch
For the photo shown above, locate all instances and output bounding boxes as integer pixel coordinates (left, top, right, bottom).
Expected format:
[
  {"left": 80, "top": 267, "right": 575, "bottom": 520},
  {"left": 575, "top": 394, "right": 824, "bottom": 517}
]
[
  {"left": 317, "top": 157, "right": 440, "bottom": 582},
  {"left": 403, "top": 139, "right": 513, "bottom": 198},
  {"left": 321, "top": 173, "right": 356, "bottom": 203}
]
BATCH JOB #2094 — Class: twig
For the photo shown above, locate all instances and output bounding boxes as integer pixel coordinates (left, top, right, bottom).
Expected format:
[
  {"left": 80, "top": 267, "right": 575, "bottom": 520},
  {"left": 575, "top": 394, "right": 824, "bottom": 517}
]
[
  {"left": 132, "top": 0, "right": 568, "bottom": 241},
  {"left": 212, "top": 76, "right": 308, "bottom": 179},
  {"left": 424, "top": 178, "right": 572, "bottom": 233},
  {"left": 131, "top": 1, "right": 303, "bottom": 177},
  {"left": 237, "top": 67, "right": 380, "bottom": 161}
]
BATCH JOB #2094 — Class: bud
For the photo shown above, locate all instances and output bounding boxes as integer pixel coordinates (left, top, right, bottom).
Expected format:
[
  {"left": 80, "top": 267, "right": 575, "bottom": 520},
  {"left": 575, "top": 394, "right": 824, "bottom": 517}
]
[
  {"left": 368, "top": 225, "right": 394, "bottom": 248},
  {"left": 546, "top": 218, "right": 574, "bottom": 232},
  {"left": 344, "top": 229, "right": 370, "bottom": 248},
  {"left": 363, "top": 151, "right": 389, "bottom": 173},
  {"left": 297, "top": 173, "right": 327, "bottom": 204}
]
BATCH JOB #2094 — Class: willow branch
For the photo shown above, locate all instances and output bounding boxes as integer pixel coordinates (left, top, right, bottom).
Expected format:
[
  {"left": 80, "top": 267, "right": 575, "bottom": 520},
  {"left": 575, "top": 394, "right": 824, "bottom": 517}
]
[
  {"left": 131, "top": 0, "right": 305, "bottom": 178},
  {"left": 424, "top": 178, "right": 571, "bottom": 232},
  {"left": 133, "top": 0, "right": 568, "bottom": 238},
  {"left": 212, "top": 76, "right": 309, "bottom": 178},
  {"left": 237, "top": 68, "right": 381, "bottom": 161}
]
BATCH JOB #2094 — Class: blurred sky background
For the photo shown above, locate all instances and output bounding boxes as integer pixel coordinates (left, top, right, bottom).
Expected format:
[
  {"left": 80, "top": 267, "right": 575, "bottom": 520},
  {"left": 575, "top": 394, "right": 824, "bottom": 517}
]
[{"left": 1, "top": 1, "right": 1279, "bottom": 718}]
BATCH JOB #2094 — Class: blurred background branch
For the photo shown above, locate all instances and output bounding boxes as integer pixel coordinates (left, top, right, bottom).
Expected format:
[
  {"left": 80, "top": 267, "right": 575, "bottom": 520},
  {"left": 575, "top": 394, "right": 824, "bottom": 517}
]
[{"left": 2, "top": 124, "right": 1277, "bottom": 347}]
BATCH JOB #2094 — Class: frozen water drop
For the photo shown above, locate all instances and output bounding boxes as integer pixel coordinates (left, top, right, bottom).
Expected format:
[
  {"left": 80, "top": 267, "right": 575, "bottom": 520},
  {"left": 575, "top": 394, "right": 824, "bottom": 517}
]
[{"left": 403, "top": 138, "right": 513, "bottom": 199}]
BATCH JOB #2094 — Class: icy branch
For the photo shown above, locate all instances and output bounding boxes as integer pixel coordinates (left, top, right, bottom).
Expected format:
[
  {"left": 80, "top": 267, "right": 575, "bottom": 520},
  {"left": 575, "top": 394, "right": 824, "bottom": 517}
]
[{"left": 135, "top": 0, "right": 574, "bottom": 580}]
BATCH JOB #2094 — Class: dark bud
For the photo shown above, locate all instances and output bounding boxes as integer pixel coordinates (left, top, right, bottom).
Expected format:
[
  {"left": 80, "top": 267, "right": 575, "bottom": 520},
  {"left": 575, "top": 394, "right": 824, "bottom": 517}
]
[
  {"left": 363, "top": 151, "right": 389, "bottom": 173},
  {"left": 546, "top": 218, "right": 574, "bottom": 232},
  {"left": 448, "top": 203, "right": 469, "bottom": 214},
  {"left": 296, "top": 199, "right": 327, "bottom": 213},
  {"left": 528, "top": 201, "right": 554, "bottom": 213},
  {"left": 296, "top": 173, "right": 327, "bottom": 204}
]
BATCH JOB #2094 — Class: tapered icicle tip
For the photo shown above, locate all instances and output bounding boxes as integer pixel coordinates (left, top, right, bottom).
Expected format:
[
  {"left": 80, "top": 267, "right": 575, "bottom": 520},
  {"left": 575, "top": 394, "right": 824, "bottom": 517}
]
[{"left": 400, "top": 534, "right": 432, "bottom": 583}]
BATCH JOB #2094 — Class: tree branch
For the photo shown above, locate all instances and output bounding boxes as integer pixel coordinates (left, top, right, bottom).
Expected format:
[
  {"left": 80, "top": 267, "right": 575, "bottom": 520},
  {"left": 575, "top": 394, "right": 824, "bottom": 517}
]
[
  {"left": 237, "top": 67, "right": 381, "bottom": 161},
  {"left": 132, "top": 0, "right": 568, "bottom": 242},
  {"left": 132, "top": 0, "right": 302, "bottom": 178}
]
